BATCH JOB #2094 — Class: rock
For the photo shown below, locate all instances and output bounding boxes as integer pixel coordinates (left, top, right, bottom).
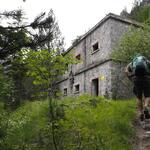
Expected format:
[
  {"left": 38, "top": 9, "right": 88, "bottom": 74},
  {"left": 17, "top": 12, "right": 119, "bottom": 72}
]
[{"left": 133, "top": 118, "right": 150, "bottom": 150}]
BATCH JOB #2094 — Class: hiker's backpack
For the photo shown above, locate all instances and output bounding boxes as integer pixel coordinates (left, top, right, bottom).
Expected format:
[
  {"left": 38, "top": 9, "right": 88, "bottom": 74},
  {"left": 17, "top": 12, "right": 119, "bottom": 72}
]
[{"left": 132, "top": 55, "right": 150, "bottom": 76}]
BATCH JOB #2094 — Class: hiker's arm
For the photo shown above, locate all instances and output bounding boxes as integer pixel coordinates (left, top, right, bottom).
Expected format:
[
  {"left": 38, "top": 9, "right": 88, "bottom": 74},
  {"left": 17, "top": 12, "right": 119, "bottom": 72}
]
[{"left": 125, "top": 63, "right": 132, "bottom": 76}]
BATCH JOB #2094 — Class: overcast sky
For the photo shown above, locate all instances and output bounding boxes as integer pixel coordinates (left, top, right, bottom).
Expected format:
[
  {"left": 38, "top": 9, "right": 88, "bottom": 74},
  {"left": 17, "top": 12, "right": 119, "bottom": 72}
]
[{"left": 0, "top": 0, "right": 134, "bottom": 49}]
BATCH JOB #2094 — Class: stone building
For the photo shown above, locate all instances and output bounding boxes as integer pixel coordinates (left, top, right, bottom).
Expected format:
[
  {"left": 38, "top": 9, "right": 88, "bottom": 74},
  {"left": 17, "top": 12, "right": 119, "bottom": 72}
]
[{"left": 57, "top": 13, "right": 142, "bottom": 99}]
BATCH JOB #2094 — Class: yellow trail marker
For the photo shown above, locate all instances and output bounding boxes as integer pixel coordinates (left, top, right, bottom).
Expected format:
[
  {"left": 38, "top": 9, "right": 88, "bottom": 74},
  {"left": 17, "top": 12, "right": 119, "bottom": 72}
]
[{"left": 99, "top": 75, "right": 105, "bottom": 80}]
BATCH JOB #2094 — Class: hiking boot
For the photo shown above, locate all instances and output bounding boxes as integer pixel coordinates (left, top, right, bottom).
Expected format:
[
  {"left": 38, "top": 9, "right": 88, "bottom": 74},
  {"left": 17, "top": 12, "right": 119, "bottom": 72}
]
[
  {"left": 144, "top": 108, "right": 150, "bottom": 119},
  {"left": 139, "top": 113, "right": 145, "bottom": 122}
]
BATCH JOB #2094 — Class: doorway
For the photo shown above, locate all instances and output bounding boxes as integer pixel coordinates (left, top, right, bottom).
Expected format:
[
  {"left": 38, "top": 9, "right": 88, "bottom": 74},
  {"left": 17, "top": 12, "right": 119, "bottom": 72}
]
[{"left": 92, "top": 78, "right": 99, "bottom": 96}]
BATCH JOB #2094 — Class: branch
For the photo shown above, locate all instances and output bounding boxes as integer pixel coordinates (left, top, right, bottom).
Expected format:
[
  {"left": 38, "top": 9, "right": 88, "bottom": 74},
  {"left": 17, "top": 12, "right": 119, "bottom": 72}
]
[{"left": 0, "top": 25, "right": 31, "bottom": 30}]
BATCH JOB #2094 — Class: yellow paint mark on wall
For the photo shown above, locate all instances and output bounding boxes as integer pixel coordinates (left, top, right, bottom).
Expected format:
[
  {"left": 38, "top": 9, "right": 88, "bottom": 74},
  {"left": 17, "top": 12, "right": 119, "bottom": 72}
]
[{"left": 99, "top": 75, "right": 105, "bottom": 80}]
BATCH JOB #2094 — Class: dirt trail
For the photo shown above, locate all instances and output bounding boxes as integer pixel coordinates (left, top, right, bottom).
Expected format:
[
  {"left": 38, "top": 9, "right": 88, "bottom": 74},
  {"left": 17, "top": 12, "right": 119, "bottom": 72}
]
[{"left": 134, "top": 119, "right": 150, "bottom": 150}]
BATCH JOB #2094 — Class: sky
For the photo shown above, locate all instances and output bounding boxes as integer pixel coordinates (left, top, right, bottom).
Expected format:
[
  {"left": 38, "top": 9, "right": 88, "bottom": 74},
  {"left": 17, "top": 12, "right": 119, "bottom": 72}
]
[{"left": 0, "top": 0, "right": 134, "bottom": 49}]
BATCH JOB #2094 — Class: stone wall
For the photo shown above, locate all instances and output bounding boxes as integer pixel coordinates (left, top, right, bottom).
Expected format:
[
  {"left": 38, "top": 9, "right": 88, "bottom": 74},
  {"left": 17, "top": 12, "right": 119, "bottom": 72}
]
[
  {"left": 85, "top": 19, "right": 112, "bottom": 67},
  {"left": 109, "top": 18, "right": 131, "bottom": 54},
  {"left": 84, "top": 61, "right": 112, "bottom": 97},
  {"left": 58, "top": 61, "right": 112, "bottom": 98},
  {"left": 110, "top": 61, "right": 134, "bottom": 99}
]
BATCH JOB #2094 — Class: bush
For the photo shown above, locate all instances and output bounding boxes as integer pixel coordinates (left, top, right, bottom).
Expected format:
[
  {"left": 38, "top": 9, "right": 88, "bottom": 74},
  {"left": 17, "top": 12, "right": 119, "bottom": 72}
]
[
  {"left": 0, "top": 102, "right": 8, "bottom": 148},
  {"left": 59, "top": 95, "right": 136, "bottom": 150},
  {"left": 111, "top": 27, "right": 150, "bottom": 63},
  {"left": 0, "top": 95, "right": 136, "bottom": 150},
  {"left": 1, "top": 101, "right": 50, "bottom": 150}
]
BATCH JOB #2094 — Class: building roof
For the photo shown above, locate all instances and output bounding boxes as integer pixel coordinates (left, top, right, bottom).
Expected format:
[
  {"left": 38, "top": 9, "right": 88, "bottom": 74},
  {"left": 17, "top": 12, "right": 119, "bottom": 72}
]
[{"left": 63, "top": 13, "right": 143, "bottom": 55}]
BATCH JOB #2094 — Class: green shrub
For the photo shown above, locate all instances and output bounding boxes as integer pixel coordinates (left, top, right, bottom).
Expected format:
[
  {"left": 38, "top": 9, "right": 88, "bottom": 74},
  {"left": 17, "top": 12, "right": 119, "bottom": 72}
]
[
  {"left": 0, "top": 102, "right": 8, "bottom": 148},
  {"left": 0, "top": 95, "right": 136, "bottom": 150},
  {"left": 59, "top": 95, "right": 136, "bottom": 150},
  {"left": 1, "top": 101, "right": 50, "bottom": 150}
]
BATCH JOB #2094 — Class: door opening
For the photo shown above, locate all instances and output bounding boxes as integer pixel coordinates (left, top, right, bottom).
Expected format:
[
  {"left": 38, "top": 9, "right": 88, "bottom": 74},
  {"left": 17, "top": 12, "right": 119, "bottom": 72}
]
[{"left": 92, "top": 78, "right": 99, "bottom": 96}]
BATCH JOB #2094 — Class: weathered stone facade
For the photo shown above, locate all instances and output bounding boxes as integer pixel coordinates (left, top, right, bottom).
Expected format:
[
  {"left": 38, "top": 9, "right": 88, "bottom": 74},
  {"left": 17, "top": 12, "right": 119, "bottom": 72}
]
[{"left": 57, "top": 13, "right": 141, "bottom": 99}]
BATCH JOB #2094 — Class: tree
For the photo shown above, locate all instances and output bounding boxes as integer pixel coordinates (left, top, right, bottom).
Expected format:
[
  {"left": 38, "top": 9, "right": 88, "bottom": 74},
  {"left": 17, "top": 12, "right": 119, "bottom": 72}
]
[
  {"left": 111, "top": 27, "right": 150, "bottom": 63},
  {"left": 25, "top": 49, "right": 75, "bottom": 150},
  {"left": 5, "top": 51, "right": 28, "bottom": 108},
  {"left": 0, "top": 9, "right": 64, "bottom": 59},
  {"left": 71, "top": 35, "right": 82, "bottom": 46},
  {"left": 120, "top": 0, "right": 150, "bottom": 24},
  {"left": 118, "top": 0, "right": 150, "bottom": 63},
  {"left": 120, "top": 7, "right": 130, "bottom": 18},
  {"left": 0, "top": 65, "right": 16, "bottom": 109},
  {"left": 0, "top": 8, "right": 64, "bottom": 109},
  {"left": 130, "top": 3, "right": 150, "bottom": 23},
  {"left": 25, "top": 50, "right": 75, "bottom": 98}
]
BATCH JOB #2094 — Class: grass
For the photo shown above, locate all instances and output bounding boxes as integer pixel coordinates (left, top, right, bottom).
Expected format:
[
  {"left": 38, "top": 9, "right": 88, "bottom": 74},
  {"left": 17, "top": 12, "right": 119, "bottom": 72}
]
[
  {"left": 0, "top": 95, "right": 137, "bottom": 150},
  {"left": 0, "top": 101, "right": 49, "bottom": 149},
  {"left": 60, "top": 95, "right": 136, "bottom": 150}
]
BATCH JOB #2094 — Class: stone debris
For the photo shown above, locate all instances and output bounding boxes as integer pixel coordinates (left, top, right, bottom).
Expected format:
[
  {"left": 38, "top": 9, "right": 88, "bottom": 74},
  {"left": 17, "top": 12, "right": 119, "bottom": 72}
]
[{"left": 134, "top": 119, "right": 150, "bottom": 150}]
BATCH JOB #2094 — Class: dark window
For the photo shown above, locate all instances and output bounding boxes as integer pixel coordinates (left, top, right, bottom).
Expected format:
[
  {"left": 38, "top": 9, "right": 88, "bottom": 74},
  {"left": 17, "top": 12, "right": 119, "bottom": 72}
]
[
  {"left": 92, "top": 42, "right": 99, "bottom": 52},
  {"left": 75, "top": 84, "right": 80, "bottom": 93},
  {"left": 76, "top": 54, "right": 81, "bottom": 60},
  {"left": 64, "top": 88, "right": 67, "bottom": 96}
]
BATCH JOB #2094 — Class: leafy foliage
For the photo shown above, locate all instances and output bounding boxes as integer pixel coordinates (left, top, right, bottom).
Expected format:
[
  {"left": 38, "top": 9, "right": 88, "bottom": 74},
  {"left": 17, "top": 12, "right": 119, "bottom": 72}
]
[
  {"left": 0, "top": 9, "right": 64, "bottom": 59},
  {"left": 111, "top": 27, "right": 150, "bottom": 63},
  {"left": 0, "top": 95, "right": 136, "bottom": 150},
  {"left": 0, "top": 7, "right": 65, "bottom": 109},
  {"left": 25, "top": 50, "right": 74, "bottom": 91},
  {"left": 0, "top": 65, "right": 15, "bottom": 108},
  {"left": 0, "top": 102, "right": 8, "bottom": 146},
  {"left": 0, "top": 101, "right": 49, "bottom": 149},
  {"left": 24, "top": 49, "right": 76, "bottom": 150},
  {"left": 130, "top": 3, "right": 150, "bottom": 23},
  {"left": 8, "top": 52, "right": 28, "bottom": 107},
  {"left": 120, "top": 0, "right": 150, "bottom": 24},
  {"left": 0, "top": 7, "right": 65, "bottom": 108},
  {"left": 59, "top": 95, "right": 136, "bottom": 150}
]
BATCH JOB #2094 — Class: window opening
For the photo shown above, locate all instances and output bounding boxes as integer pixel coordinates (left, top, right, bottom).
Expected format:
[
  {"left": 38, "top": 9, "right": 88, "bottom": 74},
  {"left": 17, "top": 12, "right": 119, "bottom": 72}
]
[
  {"left": 64, "top": 88, "right": 67, "bottom": 96},
  {"left": 76, "top": 54, "right": 81, "bottom": 60},
  {"left": 92, "top": 42, "right": 99, "bottom": 52},
  {"left": 75, "top": 84, "right": 80, "bottom": 93}
]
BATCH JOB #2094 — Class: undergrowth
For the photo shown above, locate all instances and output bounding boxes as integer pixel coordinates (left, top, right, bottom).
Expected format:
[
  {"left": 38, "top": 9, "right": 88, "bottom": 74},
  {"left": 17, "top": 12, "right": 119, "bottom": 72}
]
[
  {"left": 0, "top": 95, "right": 136, "bottom": 150},
  {"left": 60, "top": 95, "right": 136, "bottom": 150}
]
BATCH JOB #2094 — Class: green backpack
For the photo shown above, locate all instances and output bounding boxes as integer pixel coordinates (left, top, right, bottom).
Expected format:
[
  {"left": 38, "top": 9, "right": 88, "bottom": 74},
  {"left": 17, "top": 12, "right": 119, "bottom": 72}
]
[{"left": 132, "top": 55, "right": 150, "bottom": 76}]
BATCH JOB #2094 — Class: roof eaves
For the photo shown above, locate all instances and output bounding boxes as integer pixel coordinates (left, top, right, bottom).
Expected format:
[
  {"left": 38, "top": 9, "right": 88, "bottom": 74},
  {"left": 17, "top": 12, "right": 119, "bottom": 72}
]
[{"left": 63, "top": 13, "right": 143, "bottom": 56}]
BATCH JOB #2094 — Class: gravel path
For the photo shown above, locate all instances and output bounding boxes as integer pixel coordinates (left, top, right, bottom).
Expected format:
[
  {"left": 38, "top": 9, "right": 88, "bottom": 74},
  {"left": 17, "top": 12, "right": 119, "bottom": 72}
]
[{"left": 134, "top": 119, "right": 150, "bottom": 150}]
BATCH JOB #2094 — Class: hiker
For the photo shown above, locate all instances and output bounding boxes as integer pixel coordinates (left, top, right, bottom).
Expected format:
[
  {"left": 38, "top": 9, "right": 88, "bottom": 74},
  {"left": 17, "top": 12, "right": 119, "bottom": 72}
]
[{"left": 125, "top": 54, "right": 150, "bottom": 121}]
